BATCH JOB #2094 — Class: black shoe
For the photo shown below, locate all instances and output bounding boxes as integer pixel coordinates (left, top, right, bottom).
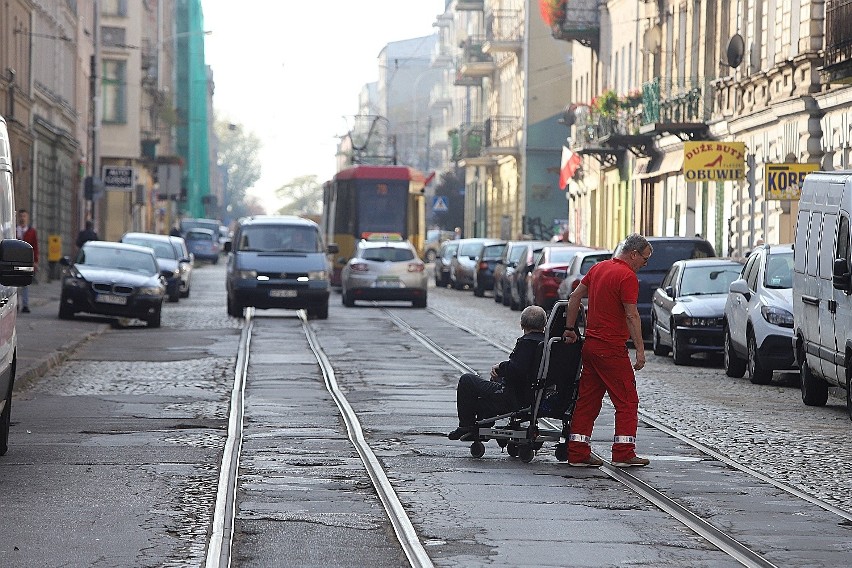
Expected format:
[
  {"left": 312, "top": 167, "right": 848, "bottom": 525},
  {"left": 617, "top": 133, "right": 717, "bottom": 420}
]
[
  {"left": 448, "top": 426, "right": 474, "bottom": 440},
  {"left": 21, "top": 306, "right": 30, "bottom": 313}
]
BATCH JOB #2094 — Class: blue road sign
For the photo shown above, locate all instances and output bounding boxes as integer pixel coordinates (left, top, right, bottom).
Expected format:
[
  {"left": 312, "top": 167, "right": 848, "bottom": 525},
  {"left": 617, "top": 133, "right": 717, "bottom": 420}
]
[{"left": 432, "top": 196, "right": 448, "bottom": 212}]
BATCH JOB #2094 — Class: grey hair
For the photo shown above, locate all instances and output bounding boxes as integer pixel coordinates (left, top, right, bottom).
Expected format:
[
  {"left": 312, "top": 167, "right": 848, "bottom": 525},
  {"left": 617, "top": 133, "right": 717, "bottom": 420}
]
[
  {"left": 621, "top": 233, "right": 652, "bottom": 254},
  {"left": 520, "top": 305, "right": 547, "bottom": 331}
]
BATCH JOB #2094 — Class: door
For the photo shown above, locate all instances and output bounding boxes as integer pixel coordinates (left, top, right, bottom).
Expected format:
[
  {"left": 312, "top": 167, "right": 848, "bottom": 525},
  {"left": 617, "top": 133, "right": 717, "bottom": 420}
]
[{"left": 729, "top": 252, "right": 759, "bottom": 352}]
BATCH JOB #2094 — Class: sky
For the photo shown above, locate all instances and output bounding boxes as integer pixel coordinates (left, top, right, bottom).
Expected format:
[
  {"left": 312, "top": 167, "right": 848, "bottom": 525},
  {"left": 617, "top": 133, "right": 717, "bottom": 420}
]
[{"left": 202, "top": 1, "right": 446, "bottom": 212}]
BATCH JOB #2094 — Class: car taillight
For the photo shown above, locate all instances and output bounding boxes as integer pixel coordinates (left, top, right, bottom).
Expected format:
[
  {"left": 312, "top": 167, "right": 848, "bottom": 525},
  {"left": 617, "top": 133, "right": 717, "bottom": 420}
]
[
  {"left": 408, "top": 262, "right": 425, "bottom": 273},
  {"left": 350, "top": 262, "right": 369, "bottom": 272},
  {"left": 479, "top": 261, "right": 488, "bottom": 270}
]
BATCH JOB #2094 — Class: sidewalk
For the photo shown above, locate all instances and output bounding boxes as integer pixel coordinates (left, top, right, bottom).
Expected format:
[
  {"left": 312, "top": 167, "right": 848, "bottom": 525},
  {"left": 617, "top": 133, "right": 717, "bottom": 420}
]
[{"left": 13, "top": 277, "right": 108, "bottom": 387}]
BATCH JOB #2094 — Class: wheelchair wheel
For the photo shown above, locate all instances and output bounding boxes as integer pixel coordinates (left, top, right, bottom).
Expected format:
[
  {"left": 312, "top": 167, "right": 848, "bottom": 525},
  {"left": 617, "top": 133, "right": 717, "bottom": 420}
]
[
  {"left": 470, "top": 441, "right": 486, "bottom": 458},
  {"left": 519, "top": 446, "right": 535, "bottom": 463},
  {"left": 497, "top": 438, "right": 508, "bottom": 449},
  {"left": 554, "top": 443, "right": 568, "bottom": 462},
  {"left": 506, "top": 442, "right": 519, "bottom": 457}
]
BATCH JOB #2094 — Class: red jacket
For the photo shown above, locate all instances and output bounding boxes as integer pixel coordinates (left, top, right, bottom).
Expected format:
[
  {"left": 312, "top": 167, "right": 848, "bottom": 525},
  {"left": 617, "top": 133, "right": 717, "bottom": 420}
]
[{"left": 18, "top": 226, "right": 38, "bottom": 263}]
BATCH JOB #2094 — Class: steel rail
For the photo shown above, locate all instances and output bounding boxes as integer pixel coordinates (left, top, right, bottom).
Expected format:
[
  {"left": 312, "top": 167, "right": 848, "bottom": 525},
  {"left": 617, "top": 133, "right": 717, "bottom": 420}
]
[
  {"left": 205, "top": 308, "right": 253, "bottom": 568},
  {"left": 300, "top": 312, "right": 434, "bottom": 568}
]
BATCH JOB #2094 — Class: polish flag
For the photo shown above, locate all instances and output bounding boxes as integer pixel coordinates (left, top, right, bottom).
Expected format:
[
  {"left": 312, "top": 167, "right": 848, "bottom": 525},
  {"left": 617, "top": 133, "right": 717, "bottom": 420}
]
[{"left": 559, "top": 146, "right": 581, "bottom": 189}]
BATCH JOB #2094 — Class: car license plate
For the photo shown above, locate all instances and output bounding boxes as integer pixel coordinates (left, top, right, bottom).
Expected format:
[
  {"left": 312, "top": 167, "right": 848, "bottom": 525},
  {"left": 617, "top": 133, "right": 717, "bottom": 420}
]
[
  {"left": 269, "top": 289, "right": 297, "bottom": 298},
  {"left": 96, "top": 294, "right": 127, "bottom": 305},
  {"left": 374, "top": 277, "right": 401, "bottom": 288}
]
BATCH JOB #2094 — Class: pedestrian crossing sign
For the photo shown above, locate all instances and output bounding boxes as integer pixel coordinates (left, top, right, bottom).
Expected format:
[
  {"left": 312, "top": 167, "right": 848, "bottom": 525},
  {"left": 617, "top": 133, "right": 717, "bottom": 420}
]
[{"left": 432, "top": 196, "right": 448, "bottom": 212}]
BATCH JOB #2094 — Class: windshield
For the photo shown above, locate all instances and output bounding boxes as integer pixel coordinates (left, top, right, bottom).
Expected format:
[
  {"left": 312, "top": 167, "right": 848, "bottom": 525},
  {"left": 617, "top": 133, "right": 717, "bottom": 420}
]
[
  {"left": 580, "top": 253, "right": 611, "bottom": 273},
  {"left": 123, "top": 238, "right": 178, "bottom": 260},
  {"left": 508, "top": 244, "right": 527, "bottom": 263},
  {"left": 78, "top": 246, "right": 157, "bottom": 274},
  {"left": 459, "top": 242, "right": 482, "bottom": 256},
  {"left": 236, "top": 225, "right": 321, "bottom": 253},
  {"left": 764, "top": 252, "right": 793, "bottom": 289},
  {"left": 679, "top": 265, "right": 741, "bottom": 296}
]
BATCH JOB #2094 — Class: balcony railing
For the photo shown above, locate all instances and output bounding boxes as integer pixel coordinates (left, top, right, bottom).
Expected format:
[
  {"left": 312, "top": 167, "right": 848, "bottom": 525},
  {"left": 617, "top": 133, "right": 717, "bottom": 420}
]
[
  {"left": 550, "top": 0, "right": 599, "bottom": 47},
  {"left": 456, "top": 0, "right": 484, "bottom": 11},
  {"left": 824, "top": 0, "right": 852, "bottom": 84},
  {"left": 459, "top": 37, "right": 496, "bottom": 77},
  {"left": 484, "top": 115, "right": 521, "bottom": 155},
  {"left": 641, "top": 78, "right": 709, "bottom": 125},
  {"left": 485, "top": 9, "right": 523, "bottom": 52},
  {"left": 454, "top": 67, "right": 483, "bottom": 87},
  {"left": 574, "top": 107, "right": 642, "bottom": 148},
  {"left": 450, "top": 123, "right": 485, "bottom": 161}
]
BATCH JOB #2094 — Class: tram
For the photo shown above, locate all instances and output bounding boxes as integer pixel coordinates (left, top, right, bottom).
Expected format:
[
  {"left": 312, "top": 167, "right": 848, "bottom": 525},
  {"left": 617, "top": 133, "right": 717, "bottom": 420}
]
[{"left": 322, "top": 165, "right": 426, "bottom": 286}]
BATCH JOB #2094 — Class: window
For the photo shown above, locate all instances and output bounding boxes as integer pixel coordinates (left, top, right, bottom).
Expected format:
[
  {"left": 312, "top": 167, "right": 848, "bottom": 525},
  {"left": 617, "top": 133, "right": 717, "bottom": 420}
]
[
  {"left": 836, "top": 215, "right": 850, "bottom": 273},
  {"left": 101, "top": 0, "right": 127, "bottom": 16},
  {"left": 102, "top": 59, "right": 126, "bottom": 123},
  {"left": 819, "top": 214, "right": 837, "bottom": 279},
  {"left": 741, "top": 252, "right": 759, "bottom": 291}
]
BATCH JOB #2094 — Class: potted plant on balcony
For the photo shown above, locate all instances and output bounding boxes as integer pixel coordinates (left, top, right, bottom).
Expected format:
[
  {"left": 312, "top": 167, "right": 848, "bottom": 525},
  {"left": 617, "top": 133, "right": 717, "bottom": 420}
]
[
  {"left": 538, "top": 0, "right": 567, "bottom": 28},
  {"left": 594, "top": 89, "right": 620, "bottom": 116}
]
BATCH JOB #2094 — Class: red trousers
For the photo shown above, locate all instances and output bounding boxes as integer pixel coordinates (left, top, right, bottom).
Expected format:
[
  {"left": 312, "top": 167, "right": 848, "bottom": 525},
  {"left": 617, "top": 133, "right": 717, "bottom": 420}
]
[{"left": 568, "top": 337, "right": 639, "bottom": 463}]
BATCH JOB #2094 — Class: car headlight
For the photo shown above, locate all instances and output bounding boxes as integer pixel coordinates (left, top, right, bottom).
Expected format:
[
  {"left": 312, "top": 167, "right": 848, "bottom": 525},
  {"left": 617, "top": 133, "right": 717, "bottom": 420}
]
[
  {"left": 237, "top": 270, "right": 257, "bottom": 279},
  {"left": 62, "top": 276, "right": 87, "bottom": 289},
  {"left": 761, "top": 305, "right": 794, "bottom": 328},
  {"left": 138, "top": 286, "right": 164, "bottom": 296},
  {"left": 307, "top": 270, "right": 327, "bottom": 280},
  {"left": 676, "top": 315, "right": 723, "bottom": 327}
]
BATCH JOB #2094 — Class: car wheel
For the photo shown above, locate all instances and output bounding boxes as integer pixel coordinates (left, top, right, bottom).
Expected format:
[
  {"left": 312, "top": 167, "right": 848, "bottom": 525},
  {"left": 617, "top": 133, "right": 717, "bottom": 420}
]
[
  {"left": 494, "top": 284, "right": 502, "bottom": 303},
  {"left": 0, "top": 378, "right": 13, "bottom": 456},
  {"left": 724, "top": 328, "right": 746, "bottom": 378},
  {"left": 342, "top": 290, "right": 355, "bottom": 307},
  {"left": 147, "top": 305, "right": 162, "bottom": 328},
  {"left": 671, "top": 325, "right": 690, "bottom": 365},
  {"left": 58, "top": 295, "right": 75, "bottom": 320},
  {"left": 309, "top": 304, "right": 329, "bottom": 320},
  {"left": 473, "top": 285, "right": 484, "bottom": 297},
  {"left": 652, "top": 318, "right": 670, "bottom": 356},
  {"left": 168, "top": 287, "right": 180, "bottom": 303},
  {"left": 413, "top": 295, "right": 427, "bottom": 308},
  {"left": 212, "top": 256, "right": 219, "bottom": 265},
  {"left": 425, "top": 249, "right": 436, "bottom": 263},
  {"left": 180, "top": 285, "right": 190, "bottom": 299},
  {"left": 846, "top": 368, "right": 852, "bottom": 422},
  {"left": 800, "top": 354, "right": 828, "bottom": 406},
  {"left": 452, "top": 277, "right": 464, "bottom": 290},
  {"left": 227, "top": 295, "right": 244, "bottom": 318},
  {"left": 502, "top": 284, "right": 511, "bottom": 307},
  {"left": 747, "top": 331, "right": 773, "bottom": 385}
]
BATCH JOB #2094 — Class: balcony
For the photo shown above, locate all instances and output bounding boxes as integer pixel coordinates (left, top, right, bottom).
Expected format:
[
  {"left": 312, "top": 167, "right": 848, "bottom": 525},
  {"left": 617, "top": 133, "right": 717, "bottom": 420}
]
[
  {"left": 429, "top": 84, "right": 452, "bottom": 110},
  {"left": 456, "top": 0, "right": 484, "bottom": 11},
  {"left": 549, "top": 0, "right": 599, "bottom": 48},
  {"left": 458, "top": 37, "right": 496, "bottom": 77},
  {"left": 450, "top": 123, "right": 496, "bottom": 166},
  {"left": 573, "top": 103, "right": 652, "bottom": 166},
  {"left": 638, "top": 78, "right": 710, "bottom": 140},
  {"left": 483, "top": 116, "right": 521, "bottom": 157},
  {"left": 483, "top": 10, "right": 523, "bottom": 54},
  {"left": 431, "top": 44, "right": 453, "bottom": 68},
  {"left": 822, "top": 0, "right": 852, "bottom": 84},
  {"left": 454, "top": 68, "right": 482, "bottom": 87}
]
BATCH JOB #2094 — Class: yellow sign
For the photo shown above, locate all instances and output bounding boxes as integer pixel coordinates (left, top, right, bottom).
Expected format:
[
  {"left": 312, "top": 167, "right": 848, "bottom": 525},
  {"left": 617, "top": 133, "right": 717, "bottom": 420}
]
[
  {"left": 47, "top": 235, "right": 62, "bottom": 262},
  {"left": 683, "top": 142, "right": 746, "bottom": 181},
  {"left": 765, "top": 162, "right": 819, "bottom": 200}
]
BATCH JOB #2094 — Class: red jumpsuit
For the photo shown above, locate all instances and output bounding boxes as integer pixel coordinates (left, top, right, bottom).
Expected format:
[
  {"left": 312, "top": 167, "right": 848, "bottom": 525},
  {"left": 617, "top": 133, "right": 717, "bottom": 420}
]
[{"left": 568, "top": 258, "right": 640, "bottom": 463}]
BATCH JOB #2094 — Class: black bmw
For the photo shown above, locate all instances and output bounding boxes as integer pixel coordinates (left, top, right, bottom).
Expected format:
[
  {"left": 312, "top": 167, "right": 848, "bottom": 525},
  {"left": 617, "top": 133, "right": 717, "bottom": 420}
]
[{"left": 58, "top": 241, "right": 166, "bottom": 327}]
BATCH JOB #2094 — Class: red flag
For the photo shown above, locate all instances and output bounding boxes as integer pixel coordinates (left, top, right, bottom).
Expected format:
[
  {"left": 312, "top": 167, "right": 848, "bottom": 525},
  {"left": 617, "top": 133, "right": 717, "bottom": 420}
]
[{"left": 559, "top": 146, "right": 581, "bottom": 189}]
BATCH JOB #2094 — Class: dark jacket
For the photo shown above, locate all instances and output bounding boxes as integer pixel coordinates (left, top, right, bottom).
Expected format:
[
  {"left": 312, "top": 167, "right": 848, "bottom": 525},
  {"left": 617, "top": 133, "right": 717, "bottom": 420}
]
[
  {"left": 76, "top": 228, "right": 99, "bottom": 248},
  {"left": 495, "top": 330, "right": 545, "bottom": 409}
]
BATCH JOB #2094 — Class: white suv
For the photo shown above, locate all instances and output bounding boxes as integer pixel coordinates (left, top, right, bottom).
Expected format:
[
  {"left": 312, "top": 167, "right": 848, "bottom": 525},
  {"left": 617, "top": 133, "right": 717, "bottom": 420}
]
[{"left": 724, "top": 244, "right": 796, "bottom": 384}]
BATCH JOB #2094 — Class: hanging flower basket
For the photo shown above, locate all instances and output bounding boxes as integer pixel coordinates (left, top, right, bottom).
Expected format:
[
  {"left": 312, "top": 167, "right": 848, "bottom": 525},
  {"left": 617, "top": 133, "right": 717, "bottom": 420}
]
[{"left": 539, "top": 0, "right": 567, "bottom": 28}]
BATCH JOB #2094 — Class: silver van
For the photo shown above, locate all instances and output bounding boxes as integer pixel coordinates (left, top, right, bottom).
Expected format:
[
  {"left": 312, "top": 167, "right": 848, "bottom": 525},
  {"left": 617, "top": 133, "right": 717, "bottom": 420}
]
[
  {"left": 0, "top": 115, "right": 38, "bottom": 454},
  {"left": 224, "top": 215, "right": 337, "bottom": 319},
  {"left": 793, "top": 170, "right": 852, "bottom": 418}
]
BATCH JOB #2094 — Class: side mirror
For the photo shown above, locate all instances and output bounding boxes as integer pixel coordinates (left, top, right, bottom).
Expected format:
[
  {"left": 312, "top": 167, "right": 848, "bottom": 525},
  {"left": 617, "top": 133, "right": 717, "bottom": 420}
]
[
  {"left": 664, "top": 285, "right": 674, "bottom": 298},
  {"left": 60, "top": 256, "right": 72, "bottom": 267},
  {"left": 337, "top": 257, "right": 348, "bottom": 265},
  {"left": 0, "top": 239, "right": 34, "bottom": 287},
  {"left": 729, "top": 278, "right": 751, "bottom": 300},
  {"left": 832, "top": 258, "right": 851, "bottom": 292},
  {"left": 327, "top": 243, "right": 339, "bottom": 254},
  {"left": 223, "top": 241, "right": 232, "bottom": 253}
]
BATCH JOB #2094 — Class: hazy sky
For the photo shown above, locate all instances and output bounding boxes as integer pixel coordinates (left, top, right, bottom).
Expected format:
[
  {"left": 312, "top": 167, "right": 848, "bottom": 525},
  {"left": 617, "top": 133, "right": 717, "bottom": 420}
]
[{"left": 202, "top": 1, "right": 445, "bottom": 211}]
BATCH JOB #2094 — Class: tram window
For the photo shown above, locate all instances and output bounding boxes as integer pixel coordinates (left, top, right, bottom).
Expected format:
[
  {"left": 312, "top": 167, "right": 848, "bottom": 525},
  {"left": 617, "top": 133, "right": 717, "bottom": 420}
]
[{"left": 358, "top": 184, "right": 406, "bottom": 234}]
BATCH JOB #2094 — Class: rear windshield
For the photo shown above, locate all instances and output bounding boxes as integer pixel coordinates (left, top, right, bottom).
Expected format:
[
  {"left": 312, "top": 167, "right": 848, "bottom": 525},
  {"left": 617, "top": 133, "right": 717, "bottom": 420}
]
[
  {"left": 509, "top": 245, "right": 528, "bottom": 263},
  {"left": 580, "top": 253, "right": 611, "bottom": 273},
  {"left": 482, "top": 244, "right": 505, "bottom": 260},
  {"left": 764, "top": 251, "right": 793, "bottom": 289},
  {"left": 361, "top": 246, "right": 414, "bottom": 262},
  {"left": 645, "top": 241, "right": 715, "bottom": 271},
  {"left": 548, "top": 248, "right": 581, "bottom": 264},
  {"left": 123, "top": 238, "right": 178, "bottom": 260},
  {"left": 459, "top": 242, "right": 482, "bottom": 256}
]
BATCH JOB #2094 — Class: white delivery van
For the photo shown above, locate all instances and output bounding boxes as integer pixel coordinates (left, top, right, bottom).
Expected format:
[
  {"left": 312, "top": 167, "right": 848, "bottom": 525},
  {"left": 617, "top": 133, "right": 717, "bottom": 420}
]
[{"left": 793, "top": 170, "right": 852, "bottom": 419}]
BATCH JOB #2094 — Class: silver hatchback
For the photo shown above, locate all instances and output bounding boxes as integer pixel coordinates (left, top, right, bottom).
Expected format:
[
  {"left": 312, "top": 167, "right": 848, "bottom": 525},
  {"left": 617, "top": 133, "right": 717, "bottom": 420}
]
[{"left": 341, "top": 238, "right": 427, "bottom": 308}]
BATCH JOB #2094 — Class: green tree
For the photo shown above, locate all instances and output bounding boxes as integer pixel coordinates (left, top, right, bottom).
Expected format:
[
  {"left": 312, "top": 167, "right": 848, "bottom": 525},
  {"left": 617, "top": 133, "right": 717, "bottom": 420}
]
[
  {"left": 276, "top": 175, "right": 323, "bottom": 217},
  {"left": 214, "top": 119, "right": 262, "bottom": 219}
]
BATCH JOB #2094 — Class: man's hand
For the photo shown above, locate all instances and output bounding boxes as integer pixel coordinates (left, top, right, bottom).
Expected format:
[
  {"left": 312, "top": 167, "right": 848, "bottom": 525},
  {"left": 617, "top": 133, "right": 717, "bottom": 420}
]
[
  {"left": 633, "top": 351, "right": 646, "bottom": 371},
  {"left": 562, "top": 328, "right": 578, "bottom": 344},
  {"left": 490, "top": 364, "right": 500, "bottom": 379}
]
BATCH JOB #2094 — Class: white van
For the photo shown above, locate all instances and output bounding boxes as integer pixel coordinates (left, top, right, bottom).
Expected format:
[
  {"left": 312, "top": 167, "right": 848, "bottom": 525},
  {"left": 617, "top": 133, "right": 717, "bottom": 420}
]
[
  {"left": 0, "top": 115, "right": 37, "bottom": 454},
  {"left": 793, "top": 170, "right": 852, "bottom": 419}
]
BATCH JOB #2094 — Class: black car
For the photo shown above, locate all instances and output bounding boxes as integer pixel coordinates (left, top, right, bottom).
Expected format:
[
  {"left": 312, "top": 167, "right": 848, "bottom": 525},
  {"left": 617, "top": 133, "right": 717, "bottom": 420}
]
[
  {"left": 472, "top": 241, "right": 507, "bottom": 297},
  {"left": 651, "top": 258, "right": 742, "bottom": 364},
  {"left": 434, "top": 240, "right": 459, "bottom": 287},
  {"left": 493, "top": 241, "right": 534, "bottom": 306},
  {"left": 614, "top": 236, "right": 716, "bottom": 341},
  {"left": 121, "top": 232, "right": 187, "bottom": 302},
  {"left": 58, "top": 241, "right": 166, "bottom": 327}
]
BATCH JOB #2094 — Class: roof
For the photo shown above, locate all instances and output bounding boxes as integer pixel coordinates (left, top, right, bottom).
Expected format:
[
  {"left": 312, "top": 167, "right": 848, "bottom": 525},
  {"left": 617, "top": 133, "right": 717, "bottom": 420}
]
[
  {"left": 122, "top": 232, "right": 173, "bottom": 243},
  {"left": 334, "top": 165, "right": 424, "bottom": 183},
  {"left": 675, "top": 258, "right": 742, "bottom": 267},
  {"left": 82, "top": 240, "right": 156, "bottom": 256},
  {"left": 238, "top": 215, "right": 318, "bottom": 228}
]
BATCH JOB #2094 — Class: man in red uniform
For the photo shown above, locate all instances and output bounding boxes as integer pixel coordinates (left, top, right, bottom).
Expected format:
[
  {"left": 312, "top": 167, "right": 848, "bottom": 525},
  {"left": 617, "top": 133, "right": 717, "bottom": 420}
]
[
  {"left": 16, "top": 209, "right": 38, "bottom": 313},
  {"left": 562, "top": 233, "right": 651, "bottom": 467}
]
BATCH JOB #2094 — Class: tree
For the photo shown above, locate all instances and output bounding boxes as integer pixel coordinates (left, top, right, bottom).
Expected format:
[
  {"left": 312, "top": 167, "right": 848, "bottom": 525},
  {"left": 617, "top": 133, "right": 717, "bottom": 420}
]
[
  {"left": 214, "top": 119, "right": 262, "bottom": 219},
  {"left": 276, "top": 175, "right": 323, "bottom": 217}
]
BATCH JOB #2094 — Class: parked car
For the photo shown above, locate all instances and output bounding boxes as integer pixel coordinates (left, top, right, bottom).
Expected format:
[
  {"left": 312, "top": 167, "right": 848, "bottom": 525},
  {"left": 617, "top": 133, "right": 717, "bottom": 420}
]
[
  {"left": 170, "top": 235, "right": 193, "bottom": 298},
  {"left": 58, "top": 241, "right": 166, "bottom": 328},
  {"left": 179, "top": 217, "right": 221, "bottom": 239},
  {"left": 509, "top": 241, "right": 551, "bottom": 311},
  {"left": 434, "top": 240, "right": 459, "bottom": 287},
  {"left": 225, "top": 215, "right": 336, "bottom": 319},
  {"left": 341, "top": 236, "right": 427, "bottom": 307},
  {"left": 723, "top": 244, "right": 796, "bottom": 384},
  {"left": 526, "top": 245, "right": 593, "bottom": 312},
  {"left": 556, "top": 250, "right": 613, "bottom": 330},
  {"left": 450, "top": 238, "right": 498, "bottom": 290},
  {"left": 121, "top": 232, "right": 186, "bottom": 302},
  {"left": 184, "top": 227, "right": 220, "bottom": 263},
  {"left": 423, "top": 229, "right": 454, "bottom": 263},
  {"left": 472, "top": 241, "right": 507, "bottom": 297},
  {"left": 493, "top": 241, "right": 538, "bottom": 306},
  {"left": 615, "top": 236, "right": 717, "bottom": 341},
  {"left": 651, "top": 258, "right": 742, "bottom": 364}
]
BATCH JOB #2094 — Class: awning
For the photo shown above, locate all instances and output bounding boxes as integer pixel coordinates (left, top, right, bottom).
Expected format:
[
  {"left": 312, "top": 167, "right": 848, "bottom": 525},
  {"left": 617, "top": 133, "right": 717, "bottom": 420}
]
[{"left": 634, "top": 151, "right": 683, "bottom": 180}]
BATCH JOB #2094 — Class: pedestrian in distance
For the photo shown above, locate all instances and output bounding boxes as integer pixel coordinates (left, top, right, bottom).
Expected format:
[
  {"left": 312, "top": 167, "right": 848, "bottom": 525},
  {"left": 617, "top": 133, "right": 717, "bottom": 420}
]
[
  {"left": 448, "top": 305, "right": 547, "bottom": 441},
  {"left": 15, "top": 209, "right": 38, "bottom": 313},
  {"left": 169, "top": 224, "right": 182, "bottom": 237},
  {"left": 76, "top": 220, "right": 99, "bottom": 248},
  {"left": 562, "top": 232, "right": 652, "bottom": 467}
]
